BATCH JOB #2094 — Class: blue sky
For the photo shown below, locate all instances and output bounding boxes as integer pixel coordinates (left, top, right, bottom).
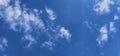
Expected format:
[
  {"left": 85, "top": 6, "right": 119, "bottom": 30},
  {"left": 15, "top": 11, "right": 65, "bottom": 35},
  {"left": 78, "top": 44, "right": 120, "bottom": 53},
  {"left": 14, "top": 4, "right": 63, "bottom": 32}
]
[{"left": 0, "top": 0, "right": 120, "bottom": 56}]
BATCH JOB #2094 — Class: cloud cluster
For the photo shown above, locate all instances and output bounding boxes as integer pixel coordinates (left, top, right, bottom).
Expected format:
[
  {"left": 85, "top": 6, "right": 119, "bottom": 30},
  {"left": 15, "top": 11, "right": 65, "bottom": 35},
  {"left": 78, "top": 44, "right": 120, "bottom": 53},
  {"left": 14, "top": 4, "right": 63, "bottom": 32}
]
[
  {"left": 0, "top": 0, "right": 71, "bottom": 50},
  {"left": 41, "top": 27, "right": 71, "bottom": 50},
  {"left": 4, "top": 1, "right": 45, "bottom": 32},
  {"left": 93, "top": 0, "right": 114, "bottom": 14},
  {"left": 96, "top": 25, "right": 108, "bottom": 47},
  {"left": 93, "top": 0, "right": 120, "bottom": 48},
  {"left": 96, "top": 22, "right": 117, "bottom": 47}
]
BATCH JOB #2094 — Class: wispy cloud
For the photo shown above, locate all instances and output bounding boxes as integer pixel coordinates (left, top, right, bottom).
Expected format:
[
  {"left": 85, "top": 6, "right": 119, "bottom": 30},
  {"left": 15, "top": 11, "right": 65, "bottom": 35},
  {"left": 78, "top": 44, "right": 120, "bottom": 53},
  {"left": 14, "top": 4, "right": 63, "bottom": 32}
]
[
  {"left": 0, "top": 37, "right": 8, "bottom": 52},
  {"left": 22, "top": 34, "right": 36, "bottom": 48},
  {"left": 42, "top": 41, "right": 56, "bottom": 50},
  {"left": 45, "top": 7, "right": 56, "bottom": 21},
  {"left": 109, "top": 22, "right": 116, "bottom": 33}
]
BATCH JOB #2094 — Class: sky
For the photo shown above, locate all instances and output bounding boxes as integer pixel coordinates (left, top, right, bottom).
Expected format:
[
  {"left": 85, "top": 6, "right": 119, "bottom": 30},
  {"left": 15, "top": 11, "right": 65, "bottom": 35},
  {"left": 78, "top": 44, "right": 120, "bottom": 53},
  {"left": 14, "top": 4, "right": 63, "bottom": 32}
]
[{"left": 0, "top": 0, "right": 120, "bottom": 56}]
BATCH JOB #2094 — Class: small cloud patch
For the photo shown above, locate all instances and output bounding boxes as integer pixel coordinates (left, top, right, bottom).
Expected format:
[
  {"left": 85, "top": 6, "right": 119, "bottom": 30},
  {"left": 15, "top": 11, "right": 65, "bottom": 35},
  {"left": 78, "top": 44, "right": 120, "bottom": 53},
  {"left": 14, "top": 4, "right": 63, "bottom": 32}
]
[
  {"left": 45, "top": 7, "right": 56, "bottom": 21},
  {"left": 96, "top": 24, "right": 108, "bottom": 47},
  {"left": 59, "top": 27, "right": 71, "bottom": 40},
  {"left": 42, "top": 41, "right": 56, "bottom": 50},
  {"left": 114, "top": 14, "right": 119, "bottom": 20},
  {"left": 109, "top": 22, "right": 116, "bottom": 33},
  {"left": 22, "top": 34, "right": 36, "bottom": 48},
  {"left": 0, "top": 37, "right": 8, "bottom": 52}
]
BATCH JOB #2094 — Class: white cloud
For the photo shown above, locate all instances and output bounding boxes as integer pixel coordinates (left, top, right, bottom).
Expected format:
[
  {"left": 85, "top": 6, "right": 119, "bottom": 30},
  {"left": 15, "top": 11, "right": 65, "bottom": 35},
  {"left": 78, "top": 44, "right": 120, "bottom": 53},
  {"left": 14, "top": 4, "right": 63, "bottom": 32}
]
[
  {"left": 109, "top": 22, "right": 116, "bottom": 33},
  {"left": 0, "top": 38, "right": 8, "bottom": 52},
  {"left": 42, "top": 41, "right": 55, "bottom": 50},
  {"left": 45, "top": 7, "right": 56, "bottom": 21},
  {"left": 40, "top": 26, "right": 71, "bottom": 50},
  {"left": 96, "top": 25, "right": 108, "bottom": 47},
  {"left": 114, "top": 14, "right": 119, "bottom": 20},
  {"left": 0, "top": 0, "right": 72, "bottom": 50},
  {"left": 22, "top": 34, "right": 36, "bottom": 48},
  {"left": 117, "top": 7, "right": 120, "bottom": 13},
  {"left": 0, "top": 0, "right": 9, "bottom": 7},
  {"left": 33, "top": 9, "right": 39, "bottom": 13},
  {"left": 93, "top": 0, "right": 114, "bottom": 14},
  {"left": 59, "top": 27, "right": 71, "bottom": 40},
  {"left": 3, "top": 0, "right": 45, "bottom": 31},
  {"left": 96, "top": 22, "right": 116, "bottom": 47}
]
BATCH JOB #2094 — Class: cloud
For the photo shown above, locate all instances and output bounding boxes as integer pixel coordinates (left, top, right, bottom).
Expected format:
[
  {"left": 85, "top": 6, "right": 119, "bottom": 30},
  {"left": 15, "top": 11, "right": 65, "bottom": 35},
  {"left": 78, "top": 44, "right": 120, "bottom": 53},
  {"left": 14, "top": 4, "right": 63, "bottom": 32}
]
[
  {"left": 114, "top": 14, "right": 119, "bottom": 20},
  {"left": 42, "top": 41, "right": 55, "bottom": 50},
  {"left": 93, "top": 0, "right": 114, "bottom": 14},
  {"left": 59, "top": 27, "right": 71, "bottom": 40},
  {"left": 96, "top": 24, "right": 108, "bottom": 47},
  {"left": 0, "top": 0, "right": 45, "bottom": 48},
  {"left": 0, "top": 37, "right": 8, "bottom": 52},
  {"left": 40, "top": 26, "right": 71, "bottom": 50},
  {"left": 109, "top": 22, "right": 116, "bottom": 33},
  {"left": 96, "top": 22, "right": 117, "bottom": 47},
  {"left": 22, "top": 34, "right": 36, "bottom": 48},
  {"left": 0, "top": 0, "right": 9, "bottom": 7},
  {"left": 3, "top": 0, "right": 45, "bottom": 32},
  {"left": 117, "top": 7, "right": 120, "bottom": 13},
  {"left": 45, "top": 7, "right": 56, "bottom": 21},
  {"left": 0, "top": 0, "right": 72, "bottom": 50}
]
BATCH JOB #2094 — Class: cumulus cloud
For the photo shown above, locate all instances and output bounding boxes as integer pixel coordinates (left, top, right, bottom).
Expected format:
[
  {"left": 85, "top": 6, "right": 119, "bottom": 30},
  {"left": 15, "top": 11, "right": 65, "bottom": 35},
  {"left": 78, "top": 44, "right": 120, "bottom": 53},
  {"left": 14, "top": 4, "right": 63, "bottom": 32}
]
[
  {"left": 93, "top": 0, "right": 114, "bottom": 14},
  {"left": 96, "top": 25, "right": 108, "bottom": 47},
  {"left": 45, "top": 7, "right": 56, "bottom": 21},
  {"left": 0, "top": 38, "right": 8, "bottom": 52}
]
